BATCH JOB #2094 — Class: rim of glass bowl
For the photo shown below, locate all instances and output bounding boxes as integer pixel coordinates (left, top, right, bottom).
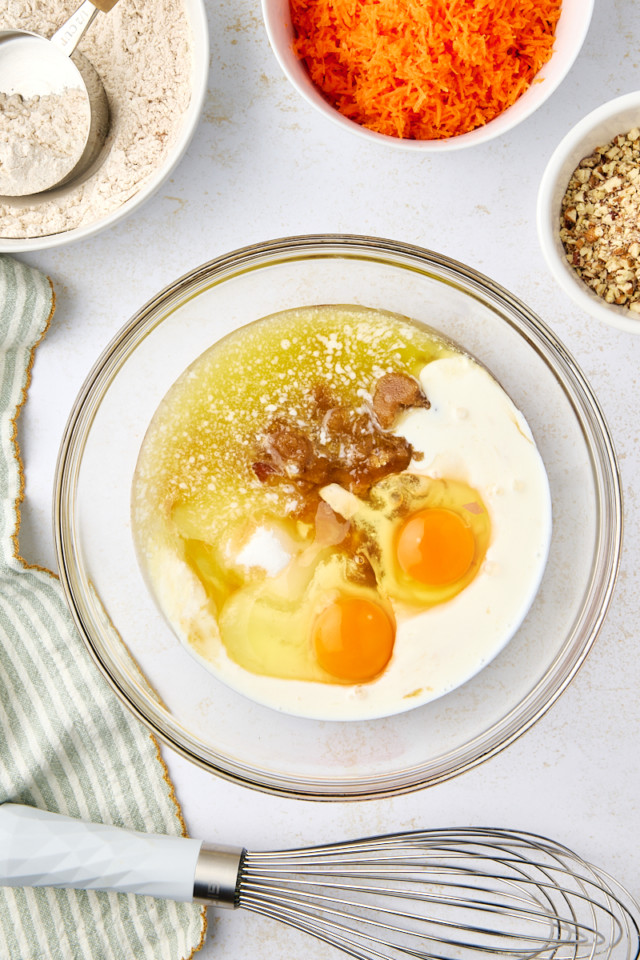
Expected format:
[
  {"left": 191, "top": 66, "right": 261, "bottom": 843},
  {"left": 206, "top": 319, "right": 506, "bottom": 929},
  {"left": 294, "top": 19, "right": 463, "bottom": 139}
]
[{"left": 54, "top": 234, "right": 622, "bottom": 800}]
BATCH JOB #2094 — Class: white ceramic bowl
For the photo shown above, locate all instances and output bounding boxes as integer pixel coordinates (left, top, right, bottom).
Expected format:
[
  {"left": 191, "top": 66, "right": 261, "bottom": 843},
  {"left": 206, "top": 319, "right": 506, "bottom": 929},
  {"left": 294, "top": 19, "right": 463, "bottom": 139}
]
[
  {"left": 537, "top": 91, "right": 640, "bottom": 334},
  {"left": 262, "top": 0, "right": 593, "bottom": 151},
  {"left": 0, "top": 0, "right": 208, "bottom": 254}
]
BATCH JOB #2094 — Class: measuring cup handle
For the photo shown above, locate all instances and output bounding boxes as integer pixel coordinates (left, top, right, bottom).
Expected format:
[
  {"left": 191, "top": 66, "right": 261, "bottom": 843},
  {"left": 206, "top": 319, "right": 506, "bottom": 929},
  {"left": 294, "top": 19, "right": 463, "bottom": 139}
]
[
  {"left": 91, "top": 0, "right": 121, "bottom": 10},
  {"left": 50, "top": 0, "right": 120, "bottom": 57}
]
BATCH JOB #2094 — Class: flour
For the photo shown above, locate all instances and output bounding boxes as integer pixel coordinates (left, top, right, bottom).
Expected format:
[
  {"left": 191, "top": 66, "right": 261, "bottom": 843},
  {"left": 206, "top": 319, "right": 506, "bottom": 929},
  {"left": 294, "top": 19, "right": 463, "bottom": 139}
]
[
  {"left": 0, "top": 0, "right": 193, "bottom": 238},
  {"left": 0, "top": 89, "right": 89, "bottom": 196}
]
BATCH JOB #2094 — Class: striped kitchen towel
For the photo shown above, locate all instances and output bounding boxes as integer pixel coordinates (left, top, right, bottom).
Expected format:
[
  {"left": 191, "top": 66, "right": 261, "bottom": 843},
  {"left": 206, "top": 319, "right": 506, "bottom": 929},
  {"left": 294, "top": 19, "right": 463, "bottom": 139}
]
[{"left": 0, "top": 256, "right": 206, "bottom": 960}]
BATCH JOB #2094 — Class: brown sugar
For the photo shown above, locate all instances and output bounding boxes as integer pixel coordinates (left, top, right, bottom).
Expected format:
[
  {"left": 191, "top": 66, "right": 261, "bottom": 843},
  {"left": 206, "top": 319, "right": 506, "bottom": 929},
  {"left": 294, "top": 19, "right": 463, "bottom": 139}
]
[
  {"left": 252, "top": 373, "right": 428, "bottom": 516},
  {"left": 372, "top": 372, "right": 430, "bottom": 428}
]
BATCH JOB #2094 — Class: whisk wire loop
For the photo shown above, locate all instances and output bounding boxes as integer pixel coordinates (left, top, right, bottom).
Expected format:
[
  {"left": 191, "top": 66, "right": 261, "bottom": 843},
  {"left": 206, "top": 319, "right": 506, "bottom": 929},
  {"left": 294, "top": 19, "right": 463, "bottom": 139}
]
[
  {"left": 237, "top": 829, "right": 639, "bottom": 960},
  {"left": 241, "top": 875, "right": 592, "bottom": 946}
]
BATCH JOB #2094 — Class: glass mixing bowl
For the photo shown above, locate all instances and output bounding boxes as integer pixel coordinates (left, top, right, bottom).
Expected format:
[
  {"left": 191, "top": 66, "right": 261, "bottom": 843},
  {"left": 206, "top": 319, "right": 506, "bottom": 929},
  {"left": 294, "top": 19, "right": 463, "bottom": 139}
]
[{"left": 55, "top": 235, "right": 622, "bottom": 800}]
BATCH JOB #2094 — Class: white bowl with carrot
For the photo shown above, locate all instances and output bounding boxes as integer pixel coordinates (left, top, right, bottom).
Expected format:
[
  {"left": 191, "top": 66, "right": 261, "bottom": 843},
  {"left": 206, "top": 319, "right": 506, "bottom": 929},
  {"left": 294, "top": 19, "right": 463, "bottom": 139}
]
[{"left": 262, "top": 0, "right": 594, "bottom": 150}]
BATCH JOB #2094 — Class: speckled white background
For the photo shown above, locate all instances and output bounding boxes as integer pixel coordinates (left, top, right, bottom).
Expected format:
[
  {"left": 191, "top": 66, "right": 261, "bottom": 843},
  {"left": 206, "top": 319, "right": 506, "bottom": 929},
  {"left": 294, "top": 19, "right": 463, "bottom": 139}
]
[{"left": 13, "top": 0, "right": 640, "bottom": 956}]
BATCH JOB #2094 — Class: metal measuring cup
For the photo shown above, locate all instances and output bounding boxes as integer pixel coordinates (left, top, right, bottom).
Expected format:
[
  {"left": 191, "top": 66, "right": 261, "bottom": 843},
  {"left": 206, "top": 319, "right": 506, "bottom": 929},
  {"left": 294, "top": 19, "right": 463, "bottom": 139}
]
[{"left": 0, "top": 0, "right": 119, "bottom": 198}]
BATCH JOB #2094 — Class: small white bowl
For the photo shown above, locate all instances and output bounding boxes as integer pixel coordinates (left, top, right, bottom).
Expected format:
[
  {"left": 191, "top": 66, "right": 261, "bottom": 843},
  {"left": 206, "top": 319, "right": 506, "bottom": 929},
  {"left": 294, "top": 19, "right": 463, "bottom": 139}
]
[
  {"left": 0, "top": 0, "right": 208, "bottom": 253},
  {"left": 537, "top": 91, "right": 640, "bottom": 334},
  {"left": 262, "top": 0, "right": 593, "bottom": 152}
]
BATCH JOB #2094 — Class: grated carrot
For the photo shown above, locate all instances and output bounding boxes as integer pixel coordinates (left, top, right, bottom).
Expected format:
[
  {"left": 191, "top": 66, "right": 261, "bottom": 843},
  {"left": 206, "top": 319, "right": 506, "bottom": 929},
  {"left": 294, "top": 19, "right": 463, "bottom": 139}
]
[{"left": 289, "top": 0, "right": 562, "bottom": 140}]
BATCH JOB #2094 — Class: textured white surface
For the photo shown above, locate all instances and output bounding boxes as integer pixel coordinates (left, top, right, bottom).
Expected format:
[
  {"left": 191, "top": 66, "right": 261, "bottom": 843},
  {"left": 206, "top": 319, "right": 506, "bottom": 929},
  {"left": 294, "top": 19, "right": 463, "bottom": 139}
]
[
  {"left": 0, "top": 804, "right": 202, "bottom": 902},
  {"left": 14, "top": 0, "right": 640, "bottom": 957}
]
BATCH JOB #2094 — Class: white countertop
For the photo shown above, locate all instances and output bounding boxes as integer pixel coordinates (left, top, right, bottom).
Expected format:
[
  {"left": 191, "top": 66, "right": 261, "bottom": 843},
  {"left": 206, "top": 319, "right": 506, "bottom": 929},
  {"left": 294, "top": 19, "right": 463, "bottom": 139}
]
[{"left": 15, "top": 0, "right": 640, "bottom": 956}]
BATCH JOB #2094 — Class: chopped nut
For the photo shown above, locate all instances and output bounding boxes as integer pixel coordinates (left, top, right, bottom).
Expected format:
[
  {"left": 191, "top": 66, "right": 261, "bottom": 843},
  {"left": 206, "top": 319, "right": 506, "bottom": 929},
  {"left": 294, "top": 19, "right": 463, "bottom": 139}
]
[{"left": 559, "top": 127, "right": 640, "bottom": 315}]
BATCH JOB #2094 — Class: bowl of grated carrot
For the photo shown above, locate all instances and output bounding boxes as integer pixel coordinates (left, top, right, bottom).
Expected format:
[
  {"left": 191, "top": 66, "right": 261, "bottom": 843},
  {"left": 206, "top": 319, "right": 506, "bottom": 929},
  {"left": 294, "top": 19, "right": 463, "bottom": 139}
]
[{"left": 262, "top": 0, "right": 593, "bottom": 150}]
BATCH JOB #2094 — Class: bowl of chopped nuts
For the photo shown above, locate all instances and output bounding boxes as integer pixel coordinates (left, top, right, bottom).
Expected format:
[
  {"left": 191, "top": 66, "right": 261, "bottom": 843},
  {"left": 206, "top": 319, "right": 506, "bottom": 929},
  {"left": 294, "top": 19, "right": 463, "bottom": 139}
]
[{"left": 537, "top": 91, "right": 640, "bottom": 334}]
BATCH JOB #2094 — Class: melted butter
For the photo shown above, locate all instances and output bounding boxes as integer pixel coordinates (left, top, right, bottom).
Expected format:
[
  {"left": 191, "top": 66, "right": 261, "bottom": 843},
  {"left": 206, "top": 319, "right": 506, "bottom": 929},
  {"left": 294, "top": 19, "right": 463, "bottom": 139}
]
[
  {"left": 132, "top": 304, "right": 460, "bottom": 683},
  {"left": 133, "top": 305, "right": 454, "bottom": 556}
]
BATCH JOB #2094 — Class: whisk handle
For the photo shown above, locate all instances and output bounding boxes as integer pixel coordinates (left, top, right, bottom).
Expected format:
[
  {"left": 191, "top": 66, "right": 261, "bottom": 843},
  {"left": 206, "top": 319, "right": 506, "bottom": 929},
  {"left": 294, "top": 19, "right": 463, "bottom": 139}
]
[{"left": 0, "top": 802, "right": 241, "bottom": 905}]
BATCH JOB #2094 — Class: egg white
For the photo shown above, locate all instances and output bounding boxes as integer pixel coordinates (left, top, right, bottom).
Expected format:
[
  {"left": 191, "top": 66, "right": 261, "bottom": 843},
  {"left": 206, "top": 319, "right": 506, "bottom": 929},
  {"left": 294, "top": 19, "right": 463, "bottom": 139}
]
[{"left": 147, "top": 354, "right": 552, "bottom": 721}]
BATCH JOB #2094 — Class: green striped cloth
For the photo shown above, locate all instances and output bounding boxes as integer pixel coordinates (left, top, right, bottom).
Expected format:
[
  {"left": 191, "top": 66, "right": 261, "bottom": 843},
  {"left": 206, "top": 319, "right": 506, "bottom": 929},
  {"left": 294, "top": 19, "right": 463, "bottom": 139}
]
[{"left": 0, "top": 256, "right": 206, "bottom": 959}]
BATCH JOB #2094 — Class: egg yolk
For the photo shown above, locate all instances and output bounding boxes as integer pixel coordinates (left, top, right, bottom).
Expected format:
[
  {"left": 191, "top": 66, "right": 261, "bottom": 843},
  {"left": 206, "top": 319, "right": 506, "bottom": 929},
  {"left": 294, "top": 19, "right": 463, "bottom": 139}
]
[
  {"left": 396, "top": 508, "right": 475, "bottom": 586},
  {"left": 312, "top": 596, "right": 395, "bottom": 682}
]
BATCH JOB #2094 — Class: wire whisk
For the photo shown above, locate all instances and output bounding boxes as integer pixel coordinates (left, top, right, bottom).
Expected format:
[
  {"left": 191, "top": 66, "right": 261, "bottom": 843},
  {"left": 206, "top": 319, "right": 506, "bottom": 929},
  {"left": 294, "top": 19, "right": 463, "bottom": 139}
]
[
  {"left": 1, "top": 806, "right": 638, "bottom": 960},
  {"left": 237, "top": 828, "right": 640, "bottom": 960}
]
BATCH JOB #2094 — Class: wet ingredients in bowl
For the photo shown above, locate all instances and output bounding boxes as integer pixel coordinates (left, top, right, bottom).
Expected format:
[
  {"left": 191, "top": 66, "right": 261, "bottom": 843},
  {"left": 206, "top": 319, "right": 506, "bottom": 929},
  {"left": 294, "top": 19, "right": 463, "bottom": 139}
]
[{"left": 132, "top": 305, "right": 552, "bottom": 721}]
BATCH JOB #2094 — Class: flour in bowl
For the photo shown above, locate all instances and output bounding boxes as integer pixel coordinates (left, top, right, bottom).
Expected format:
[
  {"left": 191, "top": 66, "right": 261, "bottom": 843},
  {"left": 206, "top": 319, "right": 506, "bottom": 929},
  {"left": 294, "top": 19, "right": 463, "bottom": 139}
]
[
  {"left": 0, "top": 89, "right": 89, "bottom": 196},
  {"left": 0, "top": 0, "right": 193, "bottom": 238}
]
